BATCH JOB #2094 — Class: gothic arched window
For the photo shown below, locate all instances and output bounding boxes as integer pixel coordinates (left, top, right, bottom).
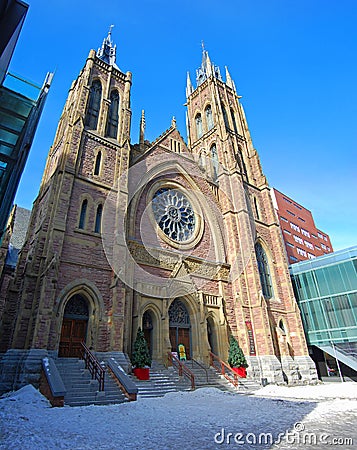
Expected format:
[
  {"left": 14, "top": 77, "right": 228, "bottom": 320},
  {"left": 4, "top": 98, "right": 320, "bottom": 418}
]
[
  {"left": 231, "top": 108, "right": 238, "bottom": 134},
  {"left": 254, "top": 197, "right": 260, "bottom": 220},
  {"left": 94, "top": 151, "right": 102, "bottom": 176},
  {"left": 105, "top": 89, "right": 120, "bottom": 138},
  {"left": 195, "top": 113, "right": 203, "bottom": 139},
  {"left": 85, "top": 80, "right": 102, "bottom": 130},
  {"left": 221, "top": 105, "right": 229, "bottom": 130},
  {"left": 205, "top": 105, "right": 214, "bottom": 130},
  {"left": 79, "top": 199, "right": 88, "bottom": 229},
  {"left": 211, "top": 144, "right": 219, "bottom": 181},
  {"left": 94, "top": 204, "right": 103, "bottom": 233},
  {"left": 255, "top": 242, "right": 273, "bottom": 299}
]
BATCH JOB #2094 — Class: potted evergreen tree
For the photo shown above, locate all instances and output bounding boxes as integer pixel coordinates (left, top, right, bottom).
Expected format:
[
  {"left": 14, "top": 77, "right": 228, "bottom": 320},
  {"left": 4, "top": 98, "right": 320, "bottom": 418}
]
[
  {"left": 131, "top": 327, "right": 152, "bottom": 380},
  {"left": 228, "top": 335, "right": 248, "bottom": 378}
]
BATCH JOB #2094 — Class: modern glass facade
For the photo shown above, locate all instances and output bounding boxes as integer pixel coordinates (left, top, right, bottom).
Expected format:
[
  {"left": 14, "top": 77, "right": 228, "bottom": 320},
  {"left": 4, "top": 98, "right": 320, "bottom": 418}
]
[{"left": 290, "top": 247, "right": 357, "bottom": 347}]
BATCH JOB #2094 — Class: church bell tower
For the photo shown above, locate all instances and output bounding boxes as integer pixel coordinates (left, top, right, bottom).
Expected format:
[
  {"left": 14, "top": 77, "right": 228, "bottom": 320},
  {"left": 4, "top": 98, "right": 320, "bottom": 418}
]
[
  {"left": 185, "top": 48, "right": 315, "bottom": 383},
  {"left": 0, "top": 29, "right": 133, "bottom": 391}
]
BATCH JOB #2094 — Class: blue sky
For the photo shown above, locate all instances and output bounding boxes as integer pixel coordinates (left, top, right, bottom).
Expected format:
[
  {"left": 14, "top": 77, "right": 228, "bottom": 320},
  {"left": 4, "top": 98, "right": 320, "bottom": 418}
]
[{"left": 11, "top": 0, "right": 357, "bottom": 251}]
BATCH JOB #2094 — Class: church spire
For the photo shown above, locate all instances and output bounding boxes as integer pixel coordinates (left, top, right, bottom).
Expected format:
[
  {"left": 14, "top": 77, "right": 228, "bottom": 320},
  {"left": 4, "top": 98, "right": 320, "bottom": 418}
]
[
  {"left": 97, "top": 25, "right": 119, "bottom": 69},
  {"left": 139, "top": 109, "right": 146, "bottom": 146},
  {"left": 225, "top": 66, "right": 236, "bottom": 92},
  {"left": 196, "top": 45, "right": 222, "bottom": 87},
  {"left": 186, "top": 72, "right": 193, "bottom": 97}
]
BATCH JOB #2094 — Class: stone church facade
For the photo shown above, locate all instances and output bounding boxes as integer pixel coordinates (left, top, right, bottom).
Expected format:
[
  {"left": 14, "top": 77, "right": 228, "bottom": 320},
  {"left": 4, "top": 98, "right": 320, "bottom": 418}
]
[{"left": 0, "top": 31, "right": 316, "bottom": 391}]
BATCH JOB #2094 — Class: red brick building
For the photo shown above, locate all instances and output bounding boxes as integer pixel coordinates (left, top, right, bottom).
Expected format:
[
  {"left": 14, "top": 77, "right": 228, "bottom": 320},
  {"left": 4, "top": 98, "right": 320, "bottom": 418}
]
[{"left": 271, "top": 188, "right": 333, "bottom": 264}]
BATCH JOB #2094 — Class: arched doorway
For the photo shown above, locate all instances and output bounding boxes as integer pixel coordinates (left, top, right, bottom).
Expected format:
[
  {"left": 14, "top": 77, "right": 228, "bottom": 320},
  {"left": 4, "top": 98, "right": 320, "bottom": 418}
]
[
  {"left": 207, "top": 317, "right": 218, "bottom": 355},
  {"left": 59, "top": 294, "right": 89, "bottom": 357},
  {"left": 169, "top": 299, "right": 191, "bottom": 359},
  {"left": 143, "top": 310, "right": 153, "bottom": 356}
]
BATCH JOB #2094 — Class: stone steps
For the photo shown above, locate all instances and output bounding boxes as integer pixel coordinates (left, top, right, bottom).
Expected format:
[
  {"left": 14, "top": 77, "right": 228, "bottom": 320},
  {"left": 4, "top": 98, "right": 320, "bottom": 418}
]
[
  {"left": 55, "top": 358, "right": 127, "bottom": 407},
  {"left": 182, "top": 360, "right": 262, "bottom": 393}
]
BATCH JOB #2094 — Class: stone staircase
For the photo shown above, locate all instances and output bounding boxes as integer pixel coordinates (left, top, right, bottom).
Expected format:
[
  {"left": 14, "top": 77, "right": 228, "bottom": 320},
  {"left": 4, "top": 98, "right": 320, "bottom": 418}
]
[
  {"left": 54, "top": 358, "right": 127, "bottom": 407},
  {"left": 130, "top": 359, "right": 261, "bottom": 398},
  {"left": 131, "top": 360, "right": 187, "bottom": 398},
  {"left": 182, "top": 360, "right": 262, "bottom": 394}
]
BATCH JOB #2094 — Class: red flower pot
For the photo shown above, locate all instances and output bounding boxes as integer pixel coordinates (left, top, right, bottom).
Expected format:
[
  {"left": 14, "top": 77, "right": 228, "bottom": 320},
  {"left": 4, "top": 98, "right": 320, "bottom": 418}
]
[
  {"left": 232, "top": 367, "right": 247, "bottom": 378},
  {"left": 133, "top": 367, "right": 150, "bottom": 380}
]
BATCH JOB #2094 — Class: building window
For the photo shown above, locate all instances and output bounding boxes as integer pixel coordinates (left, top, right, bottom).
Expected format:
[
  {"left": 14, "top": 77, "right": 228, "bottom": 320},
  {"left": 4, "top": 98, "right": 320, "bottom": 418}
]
[
  {"left": 255, "top": 243, "right": 273, "bottom": 299},
  {"left": 290, "top": 222, "right": 300, "bottom": 232},
  {"left": 195, "top": 114, "right": 203, "bottom": 139},
  {"left": 298, "top": 216, "right": 305, "bottom": 222},
  {"left": 290, "top": 256, "right": 298, "bottom": 262},
  {"left": 211, "top": 144, "right": 219, "bottom": 181},
  {"left": 307, "top": 253, "right": 316, "bottom": 259},
  {"left": 85, "top": 80, "right": 102, "bottom": 130},
  {"left": 293, "top": 235, "right": 303, "bottom": 245},
  {"left": 283, "top": 229, "right": 291, "bottom": 235},
  {"left": 230, "top": 108, "right": 238, "bottom": 133},
  {"left": 105, "top": 89, "right": 120, "bottom": 138},
  {"left": 304, "top": 240, "right": 314, "bottom": 250},
  {"left": 296, "top": 247, "right": 307, "bottom": 257},
  {"left": 283, "top": 197, "right": 292, "bottom": 204},
  {"left": 287, "top": 242, "right": 294, "bottom": 248},
  {"left": 221, "top": 104, "right": 230, "bottom": 130},
  {"left": 236, "top": 145, "right": 248, "bottom": 176},
  {"left": 280, "top": 216, "right": 288, "bottom": 223},
  {"left": 94, "top": 204, "right": 103, "bottom": 233},
  {"left": 301, "top": 228, "right": 310, "bottom": 237},
  {"left": 79, "top": 199, "right": 88, "bottom": 229},
  {"left": 205, "top": 105, "right": 214, "bottom": 130},
  {"left": 94, "top": 151, "right": 102, "bottom": 176},
  {"left": 287, "top": 210, "right": 295, "bottom": 216},
  {"left": 253, "top": 197, "right": 260, "bottom": 220}
]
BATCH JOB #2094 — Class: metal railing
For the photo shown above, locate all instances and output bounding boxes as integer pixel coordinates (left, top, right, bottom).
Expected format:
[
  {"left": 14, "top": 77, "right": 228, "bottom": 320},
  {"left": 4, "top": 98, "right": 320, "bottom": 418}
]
[
  {"left": 209, "top": 351, "right": 239, "bottom": 388},
  {"left": 81, "top": 342, "right": 105, "bottom": 391},
  {"left": 187, "top": 358, "right": 209, "bottom": 383},
  {"left": 167, "top": 352, "right": 195, "bottom": 390}
]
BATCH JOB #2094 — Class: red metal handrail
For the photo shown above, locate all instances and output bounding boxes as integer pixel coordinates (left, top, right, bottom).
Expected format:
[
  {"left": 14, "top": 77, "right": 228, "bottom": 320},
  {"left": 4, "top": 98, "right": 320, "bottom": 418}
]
[
  {"left": 81, "top": 342, "right": 105, "bottom": 391},
  {"left": 209, "top": 351, "right": 239, "bottom": 388},
  {"left": 167, "top": 352, "right": 195, "bottom": 390}
]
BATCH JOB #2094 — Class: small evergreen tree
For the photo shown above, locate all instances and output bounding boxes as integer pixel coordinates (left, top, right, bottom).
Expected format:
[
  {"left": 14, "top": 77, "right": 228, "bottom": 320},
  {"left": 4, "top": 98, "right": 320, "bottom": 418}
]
[
  {"left": 228, "top": 335, "right": 248, "bottom": 368},
  {"left": 131, "top": 327, "right": 152, "bottom": 368}
]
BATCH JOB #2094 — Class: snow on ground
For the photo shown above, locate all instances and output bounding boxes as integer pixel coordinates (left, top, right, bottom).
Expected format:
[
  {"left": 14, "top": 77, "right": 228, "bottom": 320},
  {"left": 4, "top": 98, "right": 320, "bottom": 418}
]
[{"left": 0, "top": 383, "right": 356, "bottom": 449}]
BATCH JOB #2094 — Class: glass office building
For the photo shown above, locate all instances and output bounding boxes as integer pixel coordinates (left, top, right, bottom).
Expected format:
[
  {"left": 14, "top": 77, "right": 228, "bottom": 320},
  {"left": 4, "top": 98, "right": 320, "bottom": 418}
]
[{"left": 290, "top": 246, "right": 357, "bottom": 379}]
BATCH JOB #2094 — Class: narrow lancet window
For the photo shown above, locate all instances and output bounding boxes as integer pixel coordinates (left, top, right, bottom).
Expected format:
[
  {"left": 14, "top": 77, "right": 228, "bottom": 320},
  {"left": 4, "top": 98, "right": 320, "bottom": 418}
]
[
  {"left": 94, "top": 151, "right": 101, "bottom": 176},
  {"left": 106, "top": 90, "right": 120, "bottom": 138},
  {"left": 211, "top": 144, "right": 219, "bottom": 181},
  {"left": 79, "top": 199, "right": 88, "bottom": 229},
  {"left": 94, "top": 204, "right": 103, "bottom": 233},
  {"left": 205, "top": 105, "right": 214, "bottom": 130},
  {"left": 255, "top": 243, "right": 273, "bottom": 299},
  {"left": 85, "top": 80, "right": 102, "bottom": 130},
  {"left": 195, "top": 114, "right": 203, "bottom": 139}
]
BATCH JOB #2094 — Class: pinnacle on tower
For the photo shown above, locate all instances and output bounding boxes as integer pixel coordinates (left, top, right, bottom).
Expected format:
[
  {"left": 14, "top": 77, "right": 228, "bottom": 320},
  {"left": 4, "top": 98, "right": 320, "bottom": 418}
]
[
  {"left": 186, "top": 72, "right": 193, "bottom": 97},
  {"left": 97, "top": 25, "right": 119, "bottom": 69},
  {"left": 139, "top": 109, "right": 146, "bottom": 145},
  {"left": 195, "top": 45, "right": 222, "bottom": 87},
  {"left": 225, "top": 66, "right": 236, "bottom": 92}
]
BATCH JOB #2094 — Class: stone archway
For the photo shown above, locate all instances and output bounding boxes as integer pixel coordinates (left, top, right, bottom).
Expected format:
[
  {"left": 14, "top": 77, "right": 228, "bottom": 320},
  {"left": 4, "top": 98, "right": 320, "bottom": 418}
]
[
  {"left": 207, "top": 316, "right": 219, "bottom": 356},
  {"left": 168, "top": 299, "right": 191, "bottom": 359},
  {"left": 58, "top": 294, "right": 89, "bottom": 357},
  {"left": 143, "top": 310, "right": 154, "bottom": 357}
]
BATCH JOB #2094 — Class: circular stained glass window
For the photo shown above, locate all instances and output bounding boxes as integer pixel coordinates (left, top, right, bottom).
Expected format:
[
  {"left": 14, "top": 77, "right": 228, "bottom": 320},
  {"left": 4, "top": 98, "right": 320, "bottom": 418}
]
[{"left": 152, "top": 188, "right": 195, "bottom": 242}]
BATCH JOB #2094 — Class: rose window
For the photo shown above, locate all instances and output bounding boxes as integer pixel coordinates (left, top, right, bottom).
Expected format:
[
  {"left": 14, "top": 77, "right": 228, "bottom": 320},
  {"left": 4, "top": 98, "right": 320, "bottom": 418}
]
[{"left": 152, "top": 188, "right": 195, "bottom": 242}]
